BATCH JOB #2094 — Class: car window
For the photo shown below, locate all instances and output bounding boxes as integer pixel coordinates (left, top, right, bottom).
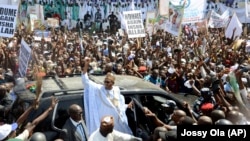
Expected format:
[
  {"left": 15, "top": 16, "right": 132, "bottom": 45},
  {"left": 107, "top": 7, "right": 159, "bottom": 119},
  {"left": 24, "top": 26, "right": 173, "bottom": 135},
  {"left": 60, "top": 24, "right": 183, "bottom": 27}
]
[
  {"left": 138, "top": 94, "right": 187, "bottom": 117},
  {"left": 124, "top": 96, "right": 137, "bottom": 135},
  {"left": 54, "top": 95, "right": 84, "bottom": 129}
]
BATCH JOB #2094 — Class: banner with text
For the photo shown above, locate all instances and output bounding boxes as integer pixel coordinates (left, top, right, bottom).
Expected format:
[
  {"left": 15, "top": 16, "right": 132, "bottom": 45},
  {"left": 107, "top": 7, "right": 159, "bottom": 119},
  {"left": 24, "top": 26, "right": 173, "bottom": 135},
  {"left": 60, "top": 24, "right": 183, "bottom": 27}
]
[
  {"left": 170, "top": 0, "right": 206, "bottom": 24},
  {"left": 0, "top": 4, "right": 18, "bottom": 38},
  {"left": 208, "top": 10, "right": 230, "bottom": 28},
  {"left": 18, "top": 39, "right": 31, "bottom": 77},
  {"left": 123, "top": 10, "right": 145, "bottom": 38}
]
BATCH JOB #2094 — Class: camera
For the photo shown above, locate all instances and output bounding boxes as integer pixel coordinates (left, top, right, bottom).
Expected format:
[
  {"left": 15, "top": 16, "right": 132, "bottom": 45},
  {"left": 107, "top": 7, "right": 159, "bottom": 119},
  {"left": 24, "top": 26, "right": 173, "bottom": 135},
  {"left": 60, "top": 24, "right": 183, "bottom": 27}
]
[{"left": 211, "top": 79, "right": 220, "bottom": 94}]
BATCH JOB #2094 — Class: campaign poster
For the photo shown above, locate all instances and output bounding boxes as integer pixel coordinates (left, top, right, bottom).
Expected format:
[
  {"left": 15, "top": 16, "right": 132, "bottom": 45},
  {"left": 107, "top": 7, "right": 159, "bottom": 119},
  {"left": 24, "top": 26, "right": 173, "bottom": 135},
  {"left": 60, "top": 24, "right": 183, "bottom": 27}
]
[
  {"left": 166, "top": 2, "right": 185, "bottom": 36},
  {"left": 170, "top": 0, "right": 206, "bottom": 24},
  {"left": 145, "top": 11, "right": 156, "bottom": 36},
  {"left": 0, "top": 4, "right": 18, "bottom": 38}
]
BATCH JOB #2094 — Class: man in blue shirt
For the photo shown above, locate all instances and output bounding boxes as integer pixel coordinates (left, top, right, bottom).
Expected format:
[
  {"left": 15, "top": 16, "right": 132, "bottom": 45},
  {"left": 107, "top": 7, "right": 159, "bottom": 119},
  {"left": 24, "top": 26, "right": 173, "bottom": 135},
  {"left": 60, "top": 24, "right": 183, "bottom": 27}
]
[{"left": 144, "top": 69, "right": 166, "bottom": 89}]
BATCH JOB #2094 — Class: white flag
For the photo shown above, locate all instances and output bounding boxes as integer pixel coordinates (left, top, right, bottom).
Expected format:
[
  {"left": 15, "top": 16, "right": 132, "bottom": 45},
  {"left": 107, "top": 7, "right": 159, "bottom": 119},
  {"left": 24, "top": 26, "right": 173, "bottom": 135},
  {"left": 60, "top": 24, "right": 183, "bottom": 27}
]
[
  {"left": 130, "top": 0, "right": 135, "bottom": 10},
  {"left": 159, "top": 0, "right": 169, "bottom": 17},
  {"left": 208, "top": 9, "right": 230, "bottom": 28},
  {"left": 246, "top": 0, "right": 250, "bottom": 18},
  {"left": 119, "top": 12, "right": 126, "bottom": 30},
  {"left": 225, "top": 12, "right": 242, "bottom": 40}
]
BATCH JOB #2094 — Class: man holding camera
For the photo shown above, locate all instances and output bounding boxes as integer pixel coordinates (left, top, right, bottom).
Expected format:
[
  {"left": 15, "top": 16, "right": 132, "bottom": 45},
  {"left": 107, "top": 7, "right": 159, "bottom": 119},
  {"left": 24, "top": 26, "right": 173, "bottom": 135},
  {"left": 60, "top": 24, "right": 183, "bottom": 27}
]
[{"left": 193, "top": 87, "right": 217, "bottom": 118}]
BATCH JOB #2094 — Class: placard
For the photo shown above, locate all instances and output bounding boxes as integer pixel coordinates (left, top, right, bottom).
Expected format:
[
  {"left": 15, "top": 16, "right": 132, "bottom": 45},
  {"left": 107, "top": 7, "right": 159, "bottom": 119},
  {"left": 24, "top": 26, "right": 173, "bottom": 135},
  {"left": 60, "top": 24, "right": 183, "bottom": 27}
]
[
  {"left": 18, "top": 39, "right": 31, "bottom": 77},
  {"left": 47, "top": 18, "right": 59, "bottom": 28},
  {"left": 0, "top": 4, "right": 18, "bottom": 38},
  {"left": 123, "top": 10, "right": 145, "bottom": 38},
  {"left": 33, "top": 30, "right": 51, "bottom": 42}
]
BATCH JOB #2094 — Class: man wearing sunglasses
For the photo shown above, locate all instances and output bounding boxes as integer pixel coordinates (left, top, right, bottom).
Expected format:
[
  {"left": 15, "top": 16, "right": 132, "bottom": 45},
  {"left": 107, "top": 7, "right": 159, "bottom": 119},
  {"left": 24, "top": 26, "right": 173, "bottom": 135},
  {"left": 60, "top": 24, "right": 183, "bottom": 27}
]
[{"left": 82, "top": 57, "right": 133, "bottom": 137}]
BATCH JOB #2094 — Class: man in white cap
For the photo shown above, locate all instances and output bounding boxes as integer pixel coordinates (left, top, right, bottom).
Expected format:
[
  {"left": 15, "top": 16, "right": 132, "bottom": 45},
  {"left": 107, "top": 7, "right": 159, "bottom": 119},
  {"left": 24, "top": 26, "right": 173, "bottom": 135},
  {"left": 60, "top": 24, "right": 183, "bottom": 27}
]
[{"left": 82, "top": 57, "right": 133, "bottom": 136}]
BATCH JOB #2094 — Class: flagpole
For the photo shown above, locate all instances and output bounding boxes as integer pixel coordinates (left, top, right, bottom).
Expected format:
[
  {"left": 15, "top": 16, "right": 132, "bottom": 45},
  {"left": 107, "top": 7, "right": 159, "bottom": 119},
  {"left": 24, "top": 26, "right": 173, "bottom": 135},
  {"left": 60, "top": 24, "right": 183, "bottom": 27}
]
[{"left": 177, "top": 0, "right": 186, "bottom": 44}]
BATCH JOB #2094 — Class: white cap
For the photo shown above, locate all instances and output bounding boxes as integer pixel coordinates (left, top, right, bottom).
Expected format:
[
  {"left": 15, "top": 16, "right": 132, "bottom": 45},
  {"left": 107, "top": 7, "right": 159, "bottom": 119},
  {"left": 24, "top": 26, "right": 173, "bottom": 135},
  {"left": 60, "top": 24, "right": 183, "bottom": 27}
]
[
  {"left": 156, "top": 41, "right": 160, "bottom": 46},
  {"left": 184, "top": 80, "right": 192, "bottom": 88},
  {"left": 0, "top": 123, "right": 18, "bottom": 140},
  {"left": 181, "top": 58, "right": 186, "bottom": 64},
  {"left": 241, "top": 78, "right": 248, "bottom": 84},
  {"left": 168, "top": 67, "right": 175, "bottom": 74},
  {"left": 221, "top": 74, "right": 228, "bottom": 83}
]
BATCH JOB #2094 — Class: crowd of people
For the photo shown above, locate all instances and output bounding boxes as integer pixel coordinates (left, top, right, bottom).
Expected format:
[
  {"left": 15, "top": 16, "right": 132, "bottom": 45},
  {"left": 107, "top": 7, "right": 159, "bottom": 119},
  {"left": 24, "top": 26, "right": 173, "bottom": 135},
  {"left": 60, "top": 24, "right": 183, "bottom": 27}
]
[{"left": 1, "top": 0, "right": 250, "bottom": 141}]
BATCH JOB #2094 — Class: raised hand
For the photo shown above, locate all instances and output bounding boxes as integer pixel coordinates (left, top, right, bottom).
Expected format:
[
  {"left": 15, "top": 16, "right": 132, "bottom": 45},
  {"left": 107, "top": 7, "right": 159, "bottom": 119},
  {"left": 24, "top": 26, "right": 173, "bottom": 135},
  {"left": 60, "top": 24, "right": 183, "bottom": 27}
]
[
  {"left": 50, "top": 96, "right": 59, "bottom": 109},
  {"left": 84, "top": 57, "right": 91, "bottom": 64}
]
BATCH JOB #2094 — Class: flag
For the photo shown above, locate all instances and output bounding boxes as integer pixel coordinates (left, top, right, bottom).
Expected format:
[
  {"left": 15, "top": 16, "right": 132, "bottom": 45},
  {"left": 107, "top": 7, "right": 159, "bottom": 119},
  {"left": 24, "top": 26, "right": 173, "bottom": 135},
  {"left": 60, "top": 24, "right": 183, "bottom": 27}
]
[
  {"left": 208, "top": 9, "right": 230, "bottom": 28},
  {"left": 177, "top": 1, "right": 186, "bottom": 43},
  {"left": 80, "top": 38, "right": 84, "bottom": 55},
  {"left": 225, "top": 12, "right": 242, "bottom": 40},
  {"left": 119, "top": 12, "right": 127, "bottom": 30},
  {"left": 246, "top": 0, "right": 250, "bottom": 18},
  {"left": 159, "top": 0, "right": 169, "bottom": 17},
  {"left": 131, "top": 0, "right": 135, "bottom": 10}
]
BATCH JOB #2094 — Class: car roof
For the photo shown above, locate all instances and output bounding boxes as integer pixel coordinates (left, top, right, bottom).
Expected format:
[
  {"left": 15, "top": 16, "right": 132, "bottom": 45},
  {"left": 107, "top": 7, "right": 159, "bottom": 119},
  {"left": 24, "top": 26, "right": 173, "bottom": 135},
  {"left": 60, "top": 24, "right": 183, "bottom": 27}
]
[
  {"left": 41, "top": 74, "right": 166, "bottom": 92},
  {"left": 17, "top": 74, "right": 197, "bottom": 107},
  {"left": 89, "top": 74, "right": 166, "bottom": 92}
]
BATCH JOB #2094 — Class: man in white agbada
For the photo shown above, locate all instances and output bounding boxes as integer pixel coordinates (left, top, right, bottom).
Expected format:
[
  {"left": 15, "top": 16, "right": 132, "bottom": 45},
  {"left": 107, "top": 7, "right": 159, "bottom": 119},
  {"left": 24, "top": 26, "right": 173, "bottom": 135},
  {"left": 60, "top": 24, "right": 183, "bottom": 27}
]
[
  {"left": 82, "top": 57, "right": 133, "bottom": 136},
  {"left": 89, "top": 116, "right": 142, "bottom": 141}
]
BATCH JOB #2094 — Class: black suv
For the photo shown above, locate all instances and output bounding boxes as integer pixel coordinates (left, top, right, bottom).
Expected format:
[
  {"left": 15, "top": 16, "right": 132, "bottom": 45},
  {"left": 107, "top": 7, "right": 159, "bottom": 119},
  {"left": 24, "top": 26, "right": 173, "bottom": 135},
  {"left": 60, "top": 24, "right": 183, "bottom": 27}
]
[{"left": 12, "top": 74, "right": 197, "bottom": 140}]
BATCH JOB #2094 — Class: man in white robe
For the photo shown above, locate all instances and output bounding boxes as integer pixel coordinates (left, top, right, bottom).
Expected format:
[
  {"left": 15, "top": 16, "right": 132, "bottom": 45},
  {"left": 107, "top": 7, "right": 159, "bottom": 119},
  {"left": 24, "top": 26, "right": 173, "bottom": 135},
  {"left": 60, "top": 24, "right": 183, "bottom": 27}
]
[{"left": 82, "top": 57, "right": 133, "bottom": 137}]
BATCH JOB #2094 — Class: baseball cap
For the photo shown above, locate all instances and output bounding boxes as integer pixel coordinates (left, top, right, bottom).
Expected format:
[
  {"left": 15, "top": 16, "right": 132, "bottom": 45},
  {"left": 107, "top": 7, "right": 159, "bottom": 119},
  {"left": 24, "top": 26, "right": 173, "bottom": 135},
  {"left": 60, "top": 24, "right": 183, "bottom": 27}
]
[
  {"left": 200, "top": 87, "right": 212, "bottom": 97},
  {"left": 161, "top": 100, "right": 176, "bottom": 109},
  {"left": 0, "top": 123, "right": 18, "bottom": 140},
  {"left": 159, "top": 130, "right": 177, "bottom": 141}
]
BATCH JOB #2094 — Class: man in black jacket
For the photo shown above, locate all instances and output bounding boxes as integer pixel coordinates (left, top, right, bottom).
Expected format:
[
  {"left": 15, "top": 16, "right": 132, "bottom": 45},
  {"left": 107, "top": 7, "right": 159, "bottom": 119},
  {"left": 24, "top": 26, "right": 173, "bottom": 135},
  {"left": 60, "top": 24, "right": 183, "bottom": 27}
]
[{"left": 60, "top": 104, "right": 88, "bottom": 141}]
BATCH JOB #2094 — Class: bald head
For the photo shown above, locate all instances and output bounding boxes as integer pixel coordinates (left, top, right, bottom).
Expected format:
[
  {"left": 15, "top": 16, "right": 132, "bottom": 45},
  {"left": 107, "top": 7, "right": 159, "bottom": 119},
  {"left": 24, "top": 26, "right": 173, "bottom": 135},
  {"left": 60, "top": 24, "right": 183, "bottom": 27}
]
[
  {"left": 68, "top": 104, "right": 83, "bottom": 122},
  {"left": 210, "top": 109, "right": 225, "bottom": 123},
  {"left": 174, "top": 110, "right": 186, "bottom": 117},
  {"left": 198, "top": 116, "right": 213, "bottom": 125},
  {"left": 100, "top": 116, "right": 114, "bottom": 137},
  {"left": 226, "top": 110, "right": 240, "bottom": 124},
  {"left": 173, "top": 110, "right": 186, "bottom": 123},
  {"left": 179, "top": 116, "right": 196, "bottom": 125}
]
